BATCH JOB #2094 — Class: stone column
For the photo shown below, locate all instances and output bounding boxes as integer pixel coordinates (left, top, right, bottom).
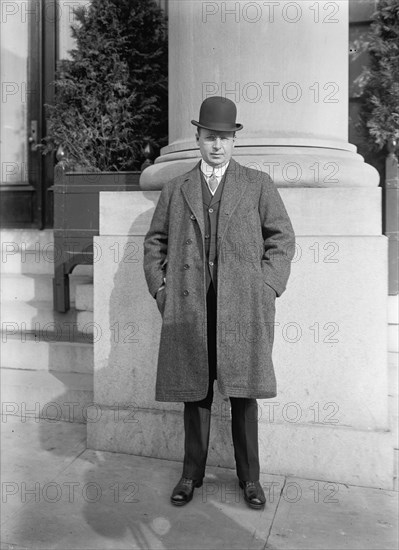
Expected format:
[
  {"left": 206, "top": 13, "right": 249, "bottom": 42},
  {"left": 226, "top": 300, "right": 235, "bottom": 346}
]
[{"left": 141, "top": 0, "right": 378, "bottom": 189}]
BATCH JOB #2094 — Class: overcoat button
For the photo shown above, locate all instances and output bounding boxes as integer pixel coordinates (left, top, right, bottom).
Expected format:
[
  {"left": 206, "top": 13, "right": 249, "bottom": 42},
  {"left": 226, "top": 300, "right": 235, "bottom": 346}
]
[
  {"left": 186, "top": 239, "right": 192, "bottom": 245},
  {"left": 190, "top": 214, "right": 196, "bottom": 220},
  {"left": 183, "top": 264, "right": 190, "bottom": 269},
  {"left": 205, "top": 234, "right": 210, "bottom": 239},
  {"left": 209, "top": 208, "right": 214, "bottom": 213},
  {"left": 183, "top": 290, "right": 189, "bottom": 296}
]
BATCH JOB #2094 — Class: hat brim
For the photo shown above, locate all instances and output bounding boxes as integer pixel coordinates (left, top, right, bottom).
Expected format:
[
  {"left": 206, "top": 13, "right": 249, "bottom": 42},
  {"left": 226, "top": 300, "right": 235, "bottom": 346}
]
[{"left": 191, "top": 120, "right": 243, "bottom": 132}]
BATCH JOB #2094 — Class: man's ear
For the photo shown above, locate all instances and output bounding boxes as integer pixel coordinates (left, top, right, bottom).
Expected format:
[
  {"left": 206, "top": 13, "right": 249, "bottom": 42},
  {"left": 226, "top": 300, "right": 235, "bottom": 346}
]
[{"left": 195, "top": 132, "right": 200, "bottom": 144}]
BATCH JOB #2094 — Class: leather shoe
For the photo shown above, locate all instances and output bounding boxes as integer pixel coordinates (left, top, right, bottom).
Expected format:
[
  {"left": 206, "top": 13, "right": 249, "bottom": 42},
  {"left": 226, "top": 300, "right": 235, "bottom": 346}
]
[
  {"left": 239, "top": 480, "right": 266, "bottom": 509},
  {"left": 171, "top": 477, "right": 203, "bottom": 506}
]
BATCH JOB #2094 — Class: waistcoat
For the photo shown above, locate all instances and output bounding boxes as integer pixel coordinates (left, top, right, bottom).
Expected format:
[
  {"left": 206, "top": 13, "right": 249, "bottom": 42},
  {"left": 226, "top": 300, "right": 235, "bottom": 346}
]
[{"left": 200, "top": 169, "right": 227, "bottom": 293}]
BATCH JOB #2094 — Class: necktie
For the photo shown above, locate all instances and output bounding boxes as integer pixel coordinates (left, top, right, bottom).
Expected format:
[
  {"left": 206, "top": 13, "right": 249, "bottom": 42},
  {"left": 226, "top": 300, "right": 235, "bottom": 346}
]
[{"left": 208, "top": 170, "right": 219, "bottom": 194}]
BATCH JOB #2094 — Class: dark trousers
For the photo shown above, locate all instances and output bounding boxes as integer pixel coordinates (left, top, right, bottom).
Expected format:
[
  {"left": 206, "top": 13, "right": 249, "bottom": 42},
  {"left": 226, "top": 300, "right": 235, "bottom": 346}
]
[{"left": 182, "top": 283, "right": 260, "bottom": 482}]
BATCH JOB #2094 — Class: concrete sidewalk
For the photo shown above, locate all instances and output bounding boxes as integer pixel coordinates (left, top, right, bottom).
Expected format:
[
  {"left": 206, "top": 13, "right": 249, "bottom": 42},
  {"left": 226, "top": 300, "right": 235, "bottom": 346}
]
[{"left": 1, "top": 416, "right": 398, "bottom": 550}]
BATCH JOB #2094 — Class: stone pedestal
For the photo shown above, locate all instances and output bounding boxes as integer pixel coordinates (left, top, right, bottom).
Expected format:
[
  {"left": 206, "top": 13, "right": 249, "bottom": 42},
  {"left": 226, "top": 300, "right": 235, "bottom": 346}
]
[
  {"left": 88, "top": 188, "right": 393, "bottom": 489},
  {"left": 89, "top": 0, "right": 393, "bottom": 489}
]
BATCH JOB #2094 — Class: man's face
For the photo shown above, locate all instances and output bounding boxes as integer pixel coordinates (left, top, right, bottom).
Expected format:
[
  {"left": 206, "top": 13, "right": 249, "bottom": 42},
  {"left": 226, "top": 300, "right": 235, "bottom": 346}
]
[{"left": 196, "top": 128, "right": 236, "bottom": 167}]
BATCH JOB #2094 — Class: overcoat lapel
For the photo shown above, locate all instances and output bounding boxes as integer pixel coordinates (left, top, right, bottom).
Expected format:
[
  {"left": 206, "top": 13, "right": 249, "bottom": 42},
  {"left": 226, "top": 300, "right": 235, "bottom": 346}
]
[
  {"left": 180, "top": 162, "right": 205, "bottom": 238},
  {"left": 217, "top": 158, "right": 249, "bottom": 252}
]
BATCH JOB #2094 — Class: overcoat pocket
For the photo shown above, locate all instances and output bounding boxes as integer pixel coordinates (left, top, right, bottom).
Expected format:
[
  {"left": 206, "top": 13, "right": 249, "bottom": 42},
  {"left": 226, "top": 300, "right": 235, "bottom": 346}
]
[
  {"left": 264, "top": 281, "right": 277, "bottom": 299},
  {"left": 156, "top": 288, "right": 166, "bottom": 316}
]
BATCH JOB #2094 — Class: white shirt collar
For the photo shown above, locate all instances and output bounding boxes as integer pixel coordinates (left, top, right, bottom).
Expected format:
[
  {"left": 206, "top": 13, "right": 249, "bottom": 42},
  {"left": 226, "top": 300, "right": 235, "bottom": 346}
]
[{"left": 200, "top": 160, "right": 230, "bottom": 179}]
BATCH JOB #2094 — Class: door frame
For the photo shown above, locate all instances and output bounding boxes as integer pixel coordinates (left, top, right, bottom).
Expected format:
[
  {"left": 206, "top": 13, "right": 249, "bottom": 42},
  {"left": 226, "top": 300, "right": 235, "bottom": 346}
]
[{"left": 0, "top": 0, "right": 57, "bottom": 228}]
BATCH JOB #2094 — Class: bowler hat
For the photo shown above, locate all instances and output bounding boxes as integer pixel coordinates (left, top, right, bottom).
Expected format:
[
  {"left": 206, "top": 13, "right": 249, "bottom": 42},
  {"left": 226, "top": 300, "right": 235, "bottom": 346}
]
[{"left": 191, "top": 96, "right": 243, "bottom": 132}]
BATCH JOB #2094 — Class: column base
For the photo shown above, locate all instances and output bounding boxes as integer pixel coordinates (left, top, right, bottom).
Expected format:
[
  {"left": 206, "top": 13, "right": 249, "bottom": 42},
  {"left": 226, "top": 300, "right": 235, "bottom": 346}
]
[{"left": 140, "top": 146, "right": 379, "bottom": 190}]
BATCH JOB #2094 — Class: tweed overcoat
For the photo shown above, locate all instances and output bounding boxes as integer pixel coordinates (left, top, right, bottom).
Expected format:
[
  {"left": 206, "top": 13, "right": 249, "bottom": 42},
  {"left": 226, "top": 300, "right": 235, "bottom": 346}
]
[{"left": 143, "top": 159, "right": 295, "bottom": 402}]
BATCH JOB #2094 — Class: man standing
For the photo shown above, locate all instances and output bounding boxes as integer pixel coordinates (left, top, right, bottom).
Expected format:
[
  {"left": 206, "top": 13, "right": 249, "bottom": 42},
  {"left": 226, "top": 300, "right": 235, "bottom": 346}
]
[{"left": 143, "top": 96, "right": 295, "bottom": 509}]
